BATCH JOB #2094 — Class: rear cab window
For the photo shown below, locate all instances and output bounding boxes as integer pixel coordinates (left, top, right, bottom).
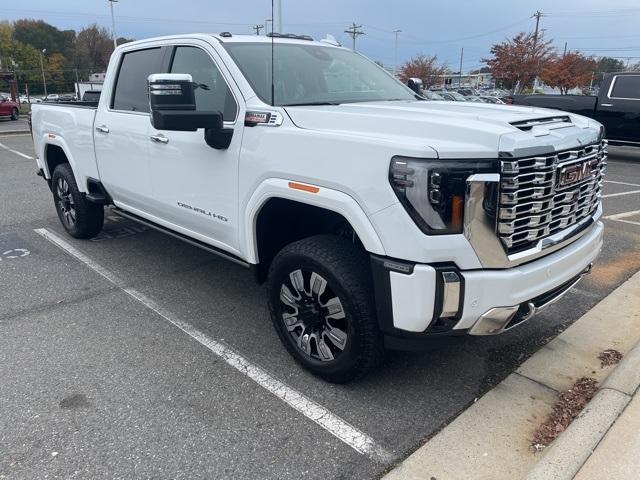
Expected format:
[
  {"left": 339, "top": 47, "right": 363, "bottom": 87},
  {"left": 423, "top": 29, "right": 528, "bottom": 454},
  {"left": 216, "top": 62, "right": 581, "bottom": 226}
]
[
  {"left": 609, "top": 75, "right": 640, "bottom": 100},
  {"left": 111, "top": 47, "right": 163, "bottom": 112}
]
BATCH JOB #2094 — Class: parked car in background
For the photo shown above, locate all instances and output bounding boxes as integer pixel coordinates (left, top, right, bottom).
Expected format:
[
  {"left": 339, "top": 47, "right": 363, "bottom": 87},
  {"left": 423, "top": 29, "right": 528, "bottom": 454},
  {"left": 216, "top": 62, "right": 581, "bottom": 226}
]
[
  {"left": 59, "top": 93, "right": 77, "bottom": 102},
  {"left": 479, "top": 96, "right": 505, "bottom": 104},
  {"left": 511, "top": 72, "right": 640, "bottom": 146},
  {"left": 43, "top": 94, "right": 60, "bottom": 102},
  {"left": 457, "top": 88, "right": 478, "bottom": 96},
  {"left": 81, "top": 90, "right": 101, "bottom": 102},
  {"left": 465, "top": 95, "right": 486, "bottom": 103},
  {"left": 0, "top": 94, "right": 20, "bottom": 120},
  {"left": 420, "top": 90, "right": 445, "bottom": 100},
  {"left": 432, "top": 90, "right": 467, "bottom": 101}
]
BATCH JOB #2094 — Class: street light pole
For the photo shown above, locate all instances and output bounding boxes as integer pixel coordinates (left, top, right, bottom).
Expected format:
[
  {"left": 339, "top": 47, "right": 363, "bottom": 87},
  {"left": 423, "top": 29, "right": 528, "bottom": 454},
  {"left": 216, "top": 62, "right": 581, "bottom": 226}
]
[
  {"left": 265, "top": 19, "right": 272, "bottom": 35},
  {"left": 393, "top": 29, "right": 402, "bottom": 77},
  {"left": 40, "top": 49, "right": 47, "bottom": 97},
  {"left": 108, "top": 0, "right": 118, "bottom": 49}
]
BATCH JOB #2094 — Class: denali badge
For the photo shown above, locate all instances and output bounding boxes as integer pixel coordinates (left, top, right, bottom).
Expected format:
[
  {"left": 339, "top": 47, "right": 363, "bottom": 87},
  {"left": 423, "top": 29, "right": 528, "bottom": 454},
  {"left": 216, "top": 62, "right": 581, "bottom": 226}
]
[{"left": 556, "top": 160, "right": 596, "bottom": 188}]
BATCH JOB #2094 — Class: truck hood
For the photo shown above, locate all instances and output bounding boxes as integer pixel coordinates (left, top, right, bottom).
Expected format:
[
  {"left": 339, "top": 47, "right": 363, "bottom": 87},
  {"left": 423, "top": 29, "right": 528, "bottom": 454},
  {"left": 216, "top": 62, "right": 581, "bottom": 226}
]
[{"left": 284, "top": 100, "right": 592, "bottom": 158}]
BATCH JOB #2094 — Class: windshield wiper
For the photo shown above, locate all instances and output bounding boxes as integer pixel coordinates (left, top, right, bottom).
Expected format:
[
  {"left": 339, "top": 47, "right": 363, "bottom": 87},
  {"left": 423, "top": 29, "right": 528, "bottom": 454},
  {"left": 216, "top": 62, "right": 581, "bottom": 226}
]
[{"left": 281, "top": 101, "right": 341, "bottom": 106}]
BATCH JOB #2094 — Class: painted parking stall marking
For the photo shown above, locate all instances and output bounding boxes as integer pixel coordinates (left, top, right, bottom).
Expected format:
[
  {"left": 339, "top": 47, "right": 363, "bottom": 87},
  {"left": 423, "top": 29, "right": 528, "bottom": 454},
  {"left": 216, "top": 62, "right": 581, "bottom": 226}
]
[
  {"left": 0, "top": 141, "right": 34, "bottom": 160},
  {"left": 34, "top": 227, "right": 394, "bottom": 464},
  {"left": 604, "top": 210, "right": 640, "bottom": 227},
  {"left": 0, "top": 248, "right": 30, "bottom": 260}
]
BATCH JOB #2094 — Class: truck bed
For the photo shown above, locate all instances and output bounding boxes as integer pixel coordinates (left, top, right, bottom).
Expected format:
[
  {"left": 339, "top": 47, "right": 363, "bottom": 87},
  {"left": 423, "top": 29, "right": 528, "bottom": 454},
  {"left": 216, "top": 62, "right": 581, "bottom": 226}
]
[{"left": 31, "top": 101, "right": 101, "bottom": 191}]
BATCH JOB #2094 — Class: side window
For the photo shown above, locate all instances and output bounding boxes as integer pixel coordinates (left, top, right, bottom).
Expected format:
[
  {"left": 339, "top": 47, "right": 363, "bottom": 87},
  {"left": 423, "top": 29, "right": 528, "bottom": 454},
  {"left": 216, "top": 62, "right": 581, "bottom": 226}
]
[
  {"left": 610, "top": 76, "right": 640, "bottom": 100},
  {"left": 170, "top": 46, "right": 238, "bottom": 122},
  {"left": 112, "top": 47, "right": 162, "bottom": 112}
]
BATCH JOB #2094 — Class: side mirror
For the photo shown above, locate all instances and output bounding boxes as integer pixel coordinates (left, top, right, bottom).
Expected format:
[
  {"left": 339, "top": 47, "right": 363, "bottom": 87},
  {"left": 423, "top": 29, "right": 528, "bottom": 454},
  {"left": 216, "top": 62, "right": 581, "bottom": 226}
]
[{"left": 147, "top": 73, "right": 222, "bottom": 132}]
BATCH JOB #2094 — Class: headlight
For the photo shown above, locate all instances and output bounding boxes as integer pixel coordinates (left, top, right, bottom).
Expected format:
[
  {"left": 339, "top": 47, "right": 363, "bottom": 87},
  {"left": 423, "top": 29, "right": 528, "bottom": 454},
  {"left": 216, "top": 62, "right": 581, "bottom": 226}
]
[{"left": 389, "top": 157, "right": 498, "bottom": 234}]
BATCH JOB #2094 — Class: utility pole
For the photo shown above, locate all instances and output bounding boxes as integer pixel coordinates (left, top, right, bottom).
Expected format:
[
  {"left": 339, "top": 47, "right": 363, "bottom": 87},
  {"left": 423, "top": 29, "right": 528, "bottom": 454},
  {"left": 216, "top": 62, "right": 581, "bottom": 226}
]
[
  {"left": 531, "top": 10, "right": 545, "bottom": 91},
  {"left": 393, "top": 29, "right": 402, "bottom": 76},
  {"left": 108, "top": 0, "right": 118, "bottom": 49},
  {"left": 40, "top": 49, "right": 47, "bottom": 97},
  {"left": 344, "top": 22, "right": 365, "bottom": 51},
  {"left": 563, "top": 42, "right": 568, "bottom": 58},
  {"left": 276, "top": 0, "right": 282, "bottom": 33},
  {"left": 459, "top": 47, "right": 464, "bottom": 87},
  {"left": 253, "top": 24, "right": 264, "bottom": 35},
  {"left": 532, "top": 10, "right": 544, "bottom": 51}
]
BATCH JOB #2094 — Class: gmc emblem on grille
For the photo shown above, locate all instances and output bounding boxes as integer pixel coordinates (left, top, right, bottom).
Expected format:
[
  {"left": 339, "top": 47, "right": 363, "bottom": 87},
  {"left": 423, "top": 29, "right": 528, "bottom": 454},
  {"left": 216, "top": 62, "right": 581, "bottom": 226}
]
[{"left": 556, "top": 160, "right": 596, "bottom": 188}]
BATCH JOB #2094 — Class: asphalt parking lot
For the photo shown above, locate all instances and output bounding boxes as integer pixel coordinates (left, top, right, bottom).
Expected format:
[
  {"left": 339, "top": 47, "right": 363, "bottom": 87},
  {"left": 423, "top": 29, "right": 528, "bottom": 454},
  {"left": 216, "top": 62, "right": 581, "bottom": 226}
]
[
  {"left": 0, "top": 117, "right": 29, "bottom": 134},
  {"left": 1, "top": 134, "right": 639, "bottom": 479}
]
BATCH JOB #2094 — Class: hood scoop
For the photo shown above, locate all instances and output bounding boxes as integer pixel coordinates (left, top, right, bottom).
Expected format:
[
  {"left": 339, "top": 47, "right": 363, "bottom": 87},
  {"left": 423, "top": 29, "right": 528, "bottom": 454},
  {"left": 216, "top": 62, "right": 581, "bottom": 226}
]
[{"left": 510, "top": 115, "right": 572, "bottom": 131}]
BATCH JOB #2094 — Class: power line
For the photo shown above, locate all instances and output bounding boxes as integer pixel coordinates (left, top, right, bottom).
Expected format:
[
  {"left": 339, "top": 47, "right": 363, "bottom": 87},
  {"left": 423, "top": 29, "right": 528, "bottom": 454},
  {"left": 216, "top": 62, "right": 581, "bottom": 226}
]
[{"left": 344, "top": 22, "right": 365, "bottom": 51}]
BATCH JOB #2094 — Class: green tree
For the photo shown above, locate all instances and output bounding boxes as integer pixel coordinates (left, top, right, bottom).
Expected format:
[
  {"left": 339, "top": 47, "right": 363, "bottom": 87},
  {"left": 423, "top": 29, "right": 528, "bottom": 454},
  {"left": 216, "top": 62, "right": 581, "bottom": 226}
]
[{"left": 13, "top": 19, "right": 75, "bottom": 57}]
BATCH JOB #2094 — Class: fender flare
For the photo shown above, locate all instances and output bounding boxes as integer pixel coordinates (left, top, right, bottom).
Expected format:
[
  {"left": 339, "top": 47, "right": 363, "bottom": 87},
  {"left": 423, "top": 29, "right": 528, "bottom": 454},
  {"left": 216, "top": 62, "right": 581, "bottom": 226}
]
[
  {"left": 40, "top": 134, "right": 86, "bottom": 193},
  {"left": 242, "top": 178, "right": 386, "bottom": 264}
]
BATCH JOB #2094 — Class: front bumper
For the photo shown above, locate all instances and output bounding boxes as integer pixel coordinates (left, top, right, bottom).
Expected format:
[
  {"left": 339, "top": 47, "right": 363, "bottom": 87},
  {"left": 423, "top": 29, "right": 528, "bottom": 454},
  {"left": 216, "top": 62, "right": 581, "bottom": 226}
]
[{"left": 372, "top": 220, "right": 604, "bottom": 350}]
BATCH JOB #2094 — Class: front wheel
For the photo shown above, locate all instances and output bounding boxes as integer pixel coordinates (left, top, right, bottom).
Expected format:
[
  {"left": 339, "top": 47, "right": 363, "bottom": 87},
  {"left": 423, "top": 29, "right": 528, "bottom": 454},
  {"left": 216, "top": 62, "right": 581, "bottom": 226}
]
[
  {"left": 10, "top": 108, "right": 19, "bottom": 120},
  {"left": 267, "top": 235, "right": 383, "bottom": 383},
  {"left": 52, "top": 164, "right": 104, "bottom": 239}
]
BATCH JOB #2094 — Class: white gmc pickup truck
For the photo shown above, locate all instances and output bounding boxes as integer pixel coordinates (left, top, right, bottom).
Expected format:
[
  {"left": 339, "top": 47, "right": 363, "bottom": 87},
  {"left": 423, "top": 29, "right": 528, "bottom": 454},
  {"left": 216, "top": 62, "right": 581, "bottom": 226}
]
[{"left": 31, "top": 33, "right": 607, "bottom": 382}]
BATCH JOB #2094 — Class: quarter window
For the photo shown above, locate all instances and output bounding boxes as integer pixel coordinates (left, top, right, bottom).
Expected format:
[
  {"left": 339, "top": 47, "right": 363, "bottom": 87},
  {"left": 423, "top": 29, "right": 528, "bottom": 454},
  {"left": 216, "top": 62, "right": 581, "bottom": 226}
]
[
  {"left": 610, "top": 76, "right": 640, "bottom": 100},
  {"left": 112, "top": 47, "right": 162, "bottom": 112},
  {"left": 170, "top": 46, "right": 238, "bottom": 121}
]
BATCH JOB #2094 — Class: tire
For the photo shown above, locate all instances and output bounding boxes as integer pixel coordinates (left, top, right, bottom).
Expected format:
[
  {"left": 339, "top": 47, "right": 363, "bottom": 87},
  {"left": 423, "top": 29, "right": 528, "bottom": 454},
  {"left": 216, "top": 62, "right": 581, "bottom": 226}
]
[
  {"left": 10, "top": 108, "right": 19, "bottom": 121},
  {"left": 267, "top": 235, "right": 383, "bottom": 383},
  {"left": 52, "top": 163, "right": 104, "bottom": 239}
]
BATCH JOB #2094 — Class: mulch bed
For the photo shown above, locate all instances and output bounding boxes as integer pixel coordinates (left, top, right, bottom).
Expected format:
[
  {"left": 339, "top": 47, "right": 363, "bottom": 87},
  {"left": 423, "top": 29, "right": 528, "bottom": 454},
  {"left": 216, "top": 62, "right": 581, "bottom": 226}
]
[
  {"left": 531, "top": 377, "right": 599, "bottom": 451},
  {"left": 598, "top": 349, "right": 623, "bottom": 368}
]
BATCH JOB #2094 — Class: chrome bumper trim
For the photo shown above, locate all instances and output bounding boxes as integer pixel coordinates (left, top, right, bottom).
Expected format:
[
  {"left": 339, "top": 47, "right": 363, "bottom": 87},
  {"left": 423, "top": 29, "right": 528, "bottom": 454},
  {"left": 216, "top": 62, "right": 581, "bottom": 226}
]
[{"left": 468, "top": 264, "right": 591, "bottom": 336}]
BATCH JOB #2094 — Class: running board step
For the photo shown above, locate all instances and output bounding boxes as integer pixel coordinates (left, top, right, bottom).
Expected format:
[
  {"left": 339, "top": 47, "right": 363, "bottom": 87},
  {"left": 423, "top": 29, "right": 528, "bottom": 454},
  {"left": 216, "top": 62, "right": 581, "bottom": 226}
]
[
  {"left": 85, "top": 193, "right": 108, "bottom": 204},
  {"left": 110, "top": 207, "right": 250, "bottom": 268}
]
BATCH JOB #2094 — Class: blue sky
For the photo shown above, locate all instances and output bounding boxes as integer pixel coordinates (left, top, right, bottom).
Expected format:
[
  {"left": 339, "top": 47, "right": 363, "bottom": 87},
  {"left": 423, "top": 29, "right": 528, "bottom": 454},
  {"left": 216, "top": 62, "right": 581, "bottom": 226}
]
[{"left": 4, "top": 0, "right": 640, "bottom": 70}]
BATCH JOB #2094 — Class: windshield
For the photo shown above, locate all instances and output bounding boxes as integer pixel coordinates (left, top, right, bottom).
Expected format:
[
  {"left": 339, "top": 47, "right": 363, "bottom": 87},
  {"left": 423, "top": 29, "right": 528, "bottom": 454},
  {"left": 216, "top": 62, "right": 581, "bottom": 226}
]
[{"left": 223, "top": 42, "right": 415, "bottom": 106}]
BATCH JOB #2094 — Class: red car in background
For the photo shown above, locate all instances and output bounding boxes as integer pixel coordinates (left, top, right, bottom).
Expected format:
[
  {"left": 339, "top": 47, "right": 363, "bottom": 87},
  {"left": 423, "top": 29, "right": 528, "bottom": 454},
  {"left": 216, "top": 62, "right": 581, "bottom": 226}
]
[{"left": 0, "top": 94, "right": 20, "bottom": 120}]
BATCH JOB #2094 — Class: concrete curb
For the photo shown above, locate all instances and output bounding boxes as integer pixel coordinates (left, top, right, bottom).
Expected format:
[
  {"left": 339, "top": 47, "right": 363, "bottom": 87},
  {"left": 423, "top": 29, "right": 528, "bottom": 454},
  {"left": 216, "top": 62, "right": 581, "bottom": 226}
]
[
  {"left": 524, "top": 341, "right": 640, "bottom": 480},
  {"left": 383, "top": 270, "right": 640, "bottom": 480}
]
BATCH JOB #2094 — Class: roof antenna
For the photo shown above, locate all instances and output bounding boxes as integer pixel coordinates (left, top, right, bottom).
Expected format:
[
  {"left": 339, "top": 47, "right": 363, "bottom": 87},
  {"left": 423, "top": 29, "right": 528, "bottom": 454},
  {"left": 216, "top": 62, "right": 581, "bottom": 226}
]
[{"left": 270, "top": 0, "right": 275, "bottom": 106}]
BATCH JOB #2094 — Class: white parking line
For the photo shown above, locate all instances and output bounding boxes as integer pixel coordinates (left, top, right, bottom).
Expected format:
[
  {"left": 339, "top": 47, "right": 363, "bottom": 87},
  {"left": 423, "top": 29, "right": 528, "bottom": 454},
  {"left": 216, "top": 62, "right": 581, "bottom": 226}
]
[
  {"left": 34, "top": 227, "right": 393, "bottom": 464},
  {"left": 604, "top": 180, "right": 640, "bottom": 188},
  {"left": 602, "top": 189, "right": 640, "bottom": 199},
  {"left": 0, "top": 141, "right": 34, "bottom": 160},
  {"left": 604, "top": 210, "right": 640, "bottom": 227}
]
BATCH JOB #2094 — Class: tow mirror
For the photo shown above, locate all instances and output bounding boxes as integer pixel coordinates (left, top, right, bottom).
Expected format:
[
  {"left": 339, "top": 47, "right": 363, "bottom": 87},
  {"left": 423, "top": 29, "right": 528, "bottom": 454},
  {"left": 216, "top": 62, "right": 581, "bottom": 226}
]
[{"left": 147, "top": 73, "right": 233, "bottom": 149}]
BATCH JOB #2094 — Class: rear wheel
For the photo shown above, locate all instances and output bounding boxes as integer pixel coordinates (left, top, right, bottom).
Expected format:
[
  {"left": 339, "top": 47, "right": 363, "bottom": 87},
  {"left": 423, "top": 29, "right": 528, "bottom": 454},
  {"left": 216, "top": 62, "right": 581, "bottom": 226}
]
[
  {"left": 52, "top": 163, "right": 104, "bottom": 239},
  {"left": 10, "top": 108, "right": 18, "bottom": 120},
  {"left": 267, "top": 235, "right": 383, "bottom": 383}
]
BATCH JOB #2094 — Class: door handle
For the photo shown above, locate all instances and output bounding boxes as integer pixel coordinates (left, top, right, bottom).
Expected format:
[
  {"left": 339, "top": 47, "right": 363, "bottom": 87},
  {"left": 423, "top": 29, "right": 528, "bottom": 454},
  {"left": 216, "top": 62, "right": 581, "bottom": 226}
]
[
  {"left": 601, "top": 103, "right": 614, "bottom": 107},
  {"left": 150, "top": 134, "right": 169, "bottom": 144},
  {"left": 95, "top": 125, "right": 109, "bottom": 133}
]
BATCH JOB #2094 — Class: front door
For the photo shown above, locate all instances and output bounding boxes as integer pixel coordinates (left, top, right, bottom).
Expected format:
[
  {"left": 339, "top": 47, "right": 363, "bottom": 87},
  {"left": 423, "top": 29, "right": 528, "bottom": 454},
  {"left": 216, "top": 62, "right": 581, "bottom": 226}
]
[{"left": 147, "top": 43, "right": 243, "bottom": 254}]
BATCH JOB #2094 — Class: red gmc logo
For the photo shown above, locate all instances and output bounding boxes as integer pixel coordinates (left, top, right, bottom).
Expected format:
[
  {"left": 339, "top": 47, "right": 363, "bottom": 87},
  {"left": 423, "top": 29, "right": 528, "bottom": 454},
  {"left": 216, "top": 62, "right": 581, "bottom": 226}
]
[{"left": 557, "top": 160, "right": 597, "bottom": 188}]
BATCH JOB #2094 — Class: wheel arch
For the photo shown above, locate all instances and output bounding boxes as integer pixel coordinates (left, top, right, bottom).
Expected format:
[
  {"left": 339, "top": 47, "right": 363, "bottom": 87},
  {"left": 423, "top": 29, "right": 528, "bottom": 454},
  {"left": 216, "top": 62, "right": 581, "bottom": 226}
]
[
  {"left": 244, "top": 179, "right": 386, "bottom": 282},
  {"left": 41, "top": 138, "right": 85, "bottom": 193}
]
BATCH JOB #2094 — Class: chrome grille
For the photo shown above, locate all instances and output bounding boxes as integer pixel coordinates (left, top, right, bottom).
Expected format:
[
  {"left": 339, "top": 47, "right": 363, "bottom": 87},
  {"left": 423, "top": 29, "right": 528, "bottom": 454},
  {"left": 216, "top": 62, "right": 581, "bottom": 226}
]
[{"left": 498, "top": 141, "right": 607, "bottom": 253}]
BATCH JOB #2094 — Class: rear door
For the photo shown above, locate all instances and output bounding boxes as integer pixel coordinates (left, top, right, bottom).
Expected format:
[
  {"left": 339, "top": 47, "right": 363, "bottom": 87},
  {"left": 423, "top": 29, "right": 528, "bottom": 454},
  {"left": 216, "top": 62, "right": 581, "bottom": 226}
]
[
  {"left": 146, "top": 42, "right": 243, "bottom": 253},
  {"left": 598, "top": 74, "right": 640, "bottom": 143},
  {"left": 94, "top": 46, "right": 164, "bottom": 211}
]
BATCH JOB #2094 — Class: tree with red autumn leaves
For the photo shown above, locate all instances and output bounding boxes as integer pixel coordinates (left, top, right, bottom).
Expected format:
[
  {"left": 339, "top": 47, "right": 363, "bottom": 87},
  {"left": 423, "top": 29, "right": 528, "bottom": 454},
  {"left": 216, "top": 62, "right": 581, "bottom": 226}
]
[
  {"left": 399, "top": 54, "right": 448, "bottom": 88},
  {"left": 483, "top": 32, "right": 553, "bottom": 93},
  {"left": 540, "top": 52, "right": 597, "bottom": 94}
]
